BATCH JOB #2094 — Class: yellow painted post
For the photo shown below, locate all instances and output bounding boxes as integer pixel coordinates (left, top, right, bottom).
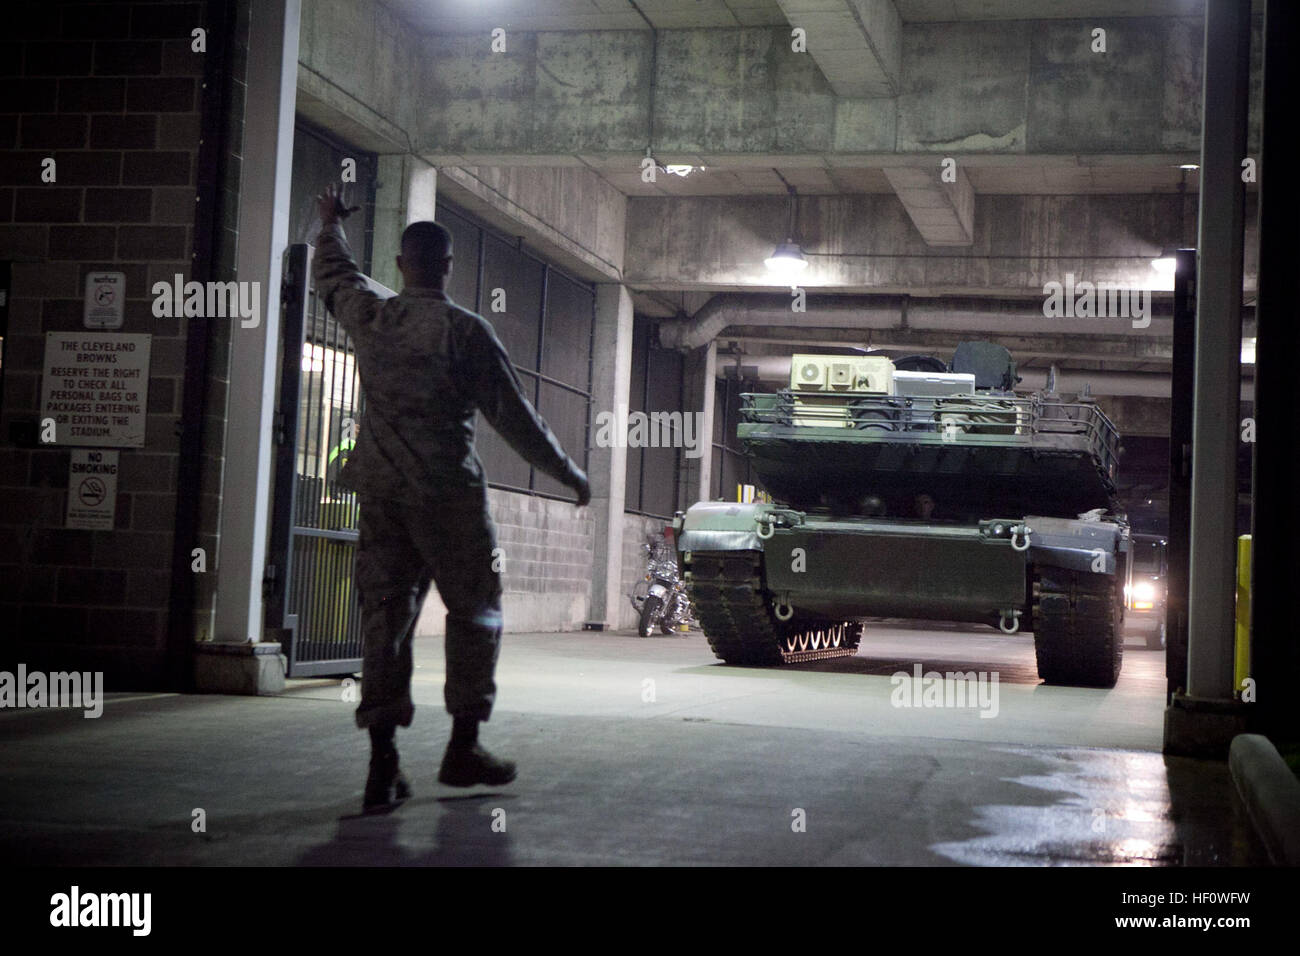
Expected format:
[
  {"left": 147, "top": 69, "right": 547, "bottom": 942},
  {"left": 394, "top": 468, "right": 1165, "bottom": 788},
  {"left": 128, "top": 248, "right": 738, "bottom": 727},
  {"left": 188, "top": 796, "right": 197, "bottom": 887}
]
[{"left": 1234, "top": 534, "right": 1251, "bottom": 695}]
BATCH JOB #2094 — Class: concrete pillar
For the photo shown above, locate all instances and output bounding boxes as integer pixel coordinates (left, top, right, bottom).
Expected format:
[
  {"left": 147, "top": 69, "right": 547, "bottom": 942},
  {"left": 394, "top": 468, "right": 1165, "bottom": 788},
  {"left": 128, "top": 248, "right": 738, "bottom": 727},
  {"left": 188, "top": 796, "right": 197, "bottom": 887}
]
[
  {"left": 408, "top": 160, "right": 437, "bottom": 223},
  {"left": 371, "top": 156, "right": 436, "bottom": 292},
  {"left": 1249, "top": 0, "right": 1300, "bottom": 738},
  {"left": 1165, "top": 0, "right": 1251, "bottom": 754},
  {"left": 197, "top": 0, "right": 300, "bottom": 692},
  {"left": 585, "top": 284, "right": 634, "bottom": 628},
  {"left": 697, "top": 341, "right": 717, "bottom": 504}
]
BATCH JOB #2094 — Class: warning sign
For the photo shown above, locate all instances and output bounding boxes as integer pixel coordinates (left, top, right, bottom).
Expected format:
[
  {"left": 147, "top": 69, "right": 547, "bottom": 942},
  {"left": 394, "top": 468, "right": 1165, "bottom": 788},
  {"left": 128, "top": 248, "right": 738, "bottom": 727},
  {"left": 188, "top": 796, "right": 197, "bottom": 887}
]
[
  {"left": 40, "top": 332, "right": 151, "bottom": 447},
  {"left": 83, "top": 271, "right": 125, "bottom": 330},
  {"left": 66, "top": 449, "right": 119, "bottom": 530}
]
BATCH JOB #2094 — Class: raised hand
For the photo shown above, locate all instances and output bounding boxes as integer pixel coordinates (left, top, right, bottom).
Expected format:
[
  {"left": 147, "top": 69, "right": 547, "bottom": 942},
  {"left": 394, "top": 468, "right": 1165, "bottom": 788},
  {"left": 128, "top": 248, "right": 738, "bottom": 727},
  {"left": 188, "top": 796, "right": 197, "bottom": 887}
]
[{"left": 316, "top": 182, "right": 361, "bottom": 226}]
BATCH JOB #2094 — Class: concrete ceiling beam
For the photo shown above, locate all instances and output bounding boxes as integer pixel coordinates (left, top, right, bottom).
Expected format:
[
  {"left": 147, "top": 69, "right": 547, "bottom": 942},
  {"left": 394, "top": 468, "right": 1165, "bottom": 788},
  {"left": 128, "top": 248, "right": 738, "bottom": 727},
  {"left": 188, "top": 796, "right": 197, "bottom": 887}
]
[
  {"left": 386, "top": 17, "right": 1232, "bottom": 162},
  {"left": 624, "top": 192, "right": 1247, "bottom": 296},
  {"left": 883, "top": 163, "right": 975, "bottom": 245},
  {"left": 657, "top": 291, "right": 1179, "bottom": 351},
  {"left": 775, "top": 0, "right": 903, "bottom": 97}
]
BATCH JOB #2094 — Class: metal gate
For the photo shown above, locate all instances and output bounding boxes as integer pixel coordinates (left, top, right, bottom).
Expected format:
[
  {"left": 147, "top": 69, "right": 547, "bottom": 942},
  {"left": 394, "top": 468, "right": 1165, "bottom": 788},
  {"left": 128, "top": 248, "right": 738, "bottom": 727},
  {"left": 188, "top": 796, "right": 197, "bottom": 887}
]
[{"left": 266, "top": 243, "right": 394, "bottom": 677}]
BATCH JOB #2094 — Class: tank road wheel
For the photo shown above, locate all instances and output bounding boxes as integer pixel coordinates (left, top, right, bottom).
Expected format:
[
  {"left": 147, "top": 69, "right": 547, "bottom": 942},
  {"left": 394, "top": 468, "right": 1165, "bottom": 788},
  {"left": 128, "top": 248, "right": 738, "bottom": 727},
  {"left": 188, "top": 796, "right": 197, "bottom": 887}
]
[
  {"left": 685, "top": 551, "right": 861, "bottom": 666},
  {"left": 1031, "top": 566, "right": 1123, "bottom": 688}
]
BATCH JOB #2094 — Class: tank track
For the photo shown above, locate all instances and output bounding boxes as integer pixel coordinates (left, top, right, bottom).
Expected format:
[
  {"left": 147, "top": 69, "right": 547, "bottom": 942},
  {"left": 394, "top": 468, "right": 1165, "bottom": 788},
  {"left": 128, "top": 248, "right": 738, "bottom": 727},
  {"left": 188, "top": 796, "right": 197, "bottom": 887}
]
[
  {"left": 1031, "top": 565, "right": 1123, "bottom": 688},
  {"left": 685, "top": 551, "right": 861, "bottom": 665}
]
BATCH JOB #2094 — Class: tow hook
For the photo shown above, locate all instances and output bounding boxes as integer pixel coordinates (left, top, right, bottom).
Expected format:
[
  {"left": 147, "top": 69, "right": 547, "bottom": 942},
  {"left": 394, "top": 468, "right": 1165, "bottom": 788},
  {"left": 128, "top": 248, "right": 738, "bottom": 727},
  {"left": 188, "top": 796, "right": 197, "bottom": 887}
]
[
  {"left": 756, "top": 508, "right": 806, "bottom": 540},
  {"left": 1011, "top": 524, "right": 1032, "bottom": 552}
]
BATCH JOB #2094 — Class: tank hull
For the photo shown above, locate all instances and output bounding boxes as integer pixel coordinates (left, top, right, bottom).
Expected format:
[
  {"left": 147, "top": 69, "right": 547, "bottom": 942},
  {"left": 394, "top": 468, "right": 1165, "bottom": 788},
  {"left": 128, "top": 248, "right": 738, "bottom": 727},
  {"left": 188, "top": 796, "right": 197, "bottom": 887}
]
[{"left": 676, "top": 502, "right": 1127, "bottom": 686}]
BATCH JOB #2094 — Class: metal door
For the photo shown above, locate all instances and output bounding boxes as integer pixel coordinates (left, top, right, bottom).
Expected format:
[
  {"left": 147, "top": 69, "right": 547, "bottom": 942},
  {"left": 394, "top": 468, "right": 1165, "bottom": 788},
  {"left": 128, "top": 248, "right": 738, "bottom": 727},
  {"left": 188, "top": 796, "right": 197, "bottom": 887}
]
[{"left": 267, "top": 243, "right": 394, "bottom": 676}]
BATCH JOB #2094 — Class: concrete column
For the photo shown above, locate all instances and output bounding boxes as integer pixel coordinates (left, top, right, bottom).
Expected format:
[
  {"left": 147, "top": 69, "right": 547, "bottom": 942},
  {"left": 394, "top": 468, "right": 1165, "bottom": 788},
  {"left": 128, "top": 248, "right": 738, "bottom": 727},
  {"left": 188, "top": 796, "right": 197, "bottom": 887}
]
[
  {"left": 1250, "top": 0, "right": 1300, "bottom": 738},
  {"left": 1166, "top": 0, "right": 1250, "bottom": 753},
  {"left": 1186, "top": 0, "right": 1250, "bottom": 699},
  {"left": 371, "top": 156, "right": 437, "bottom": 292},
  {"left": 697, "top": 341, "right": 717, "bottom": 504},
  {"left": 198, "top": 0, "right": 299, "bottom": 691},
  {"left": 408, "top": 160, "right": 437, "bottom": 223},
  {"left": 585, "top": 284, "right": 634, "bottom": 628}
]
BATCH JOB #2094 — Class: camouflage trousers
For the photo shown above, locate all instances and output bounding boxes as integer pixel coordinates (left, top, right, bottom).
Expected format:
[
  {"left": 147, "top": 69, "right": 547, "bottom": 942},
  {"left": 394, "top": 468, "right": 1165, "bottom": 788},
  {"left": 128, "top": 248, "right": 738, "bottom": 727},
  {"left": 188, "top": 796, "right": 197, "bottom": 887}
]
[{"left": 352, "top": 491, "right": 504, "bottom": 730}]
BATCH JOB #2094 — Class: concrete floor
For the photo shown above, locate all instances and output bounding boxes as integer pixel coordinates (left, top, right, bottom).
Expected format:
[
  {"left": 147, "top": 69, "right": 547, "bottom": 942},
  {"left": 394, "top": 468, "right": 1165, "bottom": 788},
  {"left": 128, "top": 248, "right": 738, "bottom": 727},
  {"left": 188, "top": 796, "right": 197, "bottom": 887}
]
[{"left": 0, "top": 622, "right": 1268, "bottom": 866}]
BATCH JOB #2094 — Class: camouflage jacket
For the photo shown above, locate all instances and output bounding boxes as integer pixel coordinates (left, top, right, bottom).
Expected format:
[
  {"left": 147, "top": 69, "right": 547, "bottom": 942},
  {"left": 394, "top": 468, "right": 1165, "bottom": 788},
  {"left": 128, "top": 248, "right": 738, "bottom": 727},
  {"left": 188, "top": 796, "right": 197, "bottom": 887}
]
[{"left": 312, "top": 220, "right": 583, "bottom": 500}]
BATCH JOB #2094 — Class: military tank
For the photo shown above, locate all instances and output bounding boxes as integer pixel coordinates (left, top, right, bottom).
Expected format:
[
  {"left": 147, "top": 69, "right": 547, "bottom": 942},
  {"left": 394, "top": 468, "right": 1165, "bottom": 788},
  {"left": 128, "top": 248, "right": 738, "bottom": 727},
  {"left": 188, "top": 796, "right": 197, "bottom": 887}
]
[{"left": 673, "top": 342, "right": 1129, "bottom": 687}]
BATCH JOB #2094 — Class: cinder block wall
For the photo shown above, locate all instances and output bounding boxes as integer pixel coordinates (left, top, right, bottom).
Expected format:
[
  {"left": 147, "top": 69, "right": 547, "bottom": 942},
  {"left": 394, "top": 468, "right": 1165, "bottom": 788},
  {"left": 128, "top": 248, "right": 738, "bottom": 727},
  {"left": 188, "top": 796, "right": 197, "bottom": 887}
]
[
  {"left": 414, "top": 488, "right": 595, "bottom": 635},
  {"left": 0, "top": 2, "right": 216, "bottom": 682}
]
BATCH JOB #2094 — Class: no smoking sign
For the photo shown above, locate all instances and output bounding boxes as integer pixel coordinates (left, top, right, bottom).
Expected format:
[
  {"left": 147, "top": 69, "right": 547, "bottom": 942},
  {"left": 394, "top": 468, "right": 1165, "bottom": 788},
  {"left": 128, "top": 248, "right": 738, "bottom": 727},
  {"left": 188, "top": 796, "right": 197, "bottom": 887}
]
[
  {"left": 78, "top": 476, "right": 107, "bottom": 508},
  {"left": 84, "top": 271, "right": 125, "bottom": 330},
  {"left": 66, "top": 450, "right": 119, "bottom": 530}
]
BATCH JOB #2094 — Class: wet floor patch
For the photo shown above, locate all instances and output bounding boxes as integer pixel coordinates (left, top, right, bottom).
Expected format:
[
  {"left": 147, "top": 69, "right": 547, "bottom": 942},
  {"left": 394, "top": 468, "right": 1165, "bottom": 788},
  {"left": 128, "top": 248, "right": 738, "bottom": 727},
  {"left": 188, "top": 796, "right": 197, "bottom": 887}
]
[{"left": 931, "top": 747, "right": 1266, "bottom": 866}]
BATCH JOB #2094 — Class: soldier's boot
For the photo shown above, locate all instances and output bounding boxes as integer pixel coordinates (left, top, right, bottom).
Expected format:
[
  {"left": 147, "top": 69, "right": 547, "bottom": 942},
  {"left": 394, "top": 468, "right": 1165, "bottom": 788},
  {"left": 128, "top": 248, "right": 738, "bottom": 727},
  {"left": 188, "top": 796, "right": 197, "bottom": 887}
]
[
  {"left": 438, "top": 717, "right": 516, "bottom": 787},
  {"left": 363, "top": 726, "right": 412, "bottom": 811}
]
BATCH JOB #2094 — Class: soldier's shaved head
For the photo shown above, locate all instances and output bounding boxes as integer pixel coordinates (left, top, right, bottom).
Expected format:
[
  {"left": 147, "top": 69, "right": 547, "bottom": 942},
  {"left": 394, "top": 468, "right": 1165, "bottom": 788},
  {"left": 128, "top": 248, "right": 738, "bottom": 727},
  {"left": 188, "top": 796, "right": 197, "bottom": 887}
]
[
  {"left": 402, "top": 221, "right": 451, "bottom": 261},
  {"left": 397, "top": 220, "right": 453, "bottom": 290}
]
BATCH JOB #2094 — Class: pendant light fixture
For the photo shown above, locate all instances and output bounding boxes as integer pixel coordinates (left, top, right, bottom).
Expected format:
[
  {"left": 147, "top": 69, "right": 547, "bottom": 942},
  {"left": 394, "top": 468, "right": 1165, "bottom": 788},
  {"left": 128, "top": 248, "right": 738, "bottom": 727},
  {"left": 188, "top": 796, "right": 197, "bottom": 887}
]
[{"left": 765, "top": 174, "right": 807, "bottom": 276}]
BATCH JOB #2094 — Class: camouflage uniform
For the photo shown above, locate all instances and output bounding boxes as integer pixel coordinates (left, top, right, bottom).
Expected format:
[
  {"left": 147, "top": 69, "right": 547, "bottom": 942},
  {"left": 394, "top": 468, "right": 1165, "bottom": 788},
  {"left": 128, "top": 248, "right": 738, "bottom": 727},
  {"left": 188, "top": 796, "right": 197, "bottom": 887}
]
[{"left": 312, "top": 221, "right": 586, "bottom": 731}]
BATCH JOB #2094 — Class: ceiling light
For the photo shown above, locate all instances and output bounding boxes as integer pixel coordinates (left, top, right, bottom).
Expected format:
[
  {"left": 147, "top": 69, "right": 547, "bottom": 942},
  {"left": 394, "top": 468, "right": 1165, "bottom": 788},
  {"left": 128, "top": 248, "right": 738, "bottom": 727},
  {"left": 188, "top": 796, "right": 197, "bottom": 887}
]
[
  {"left": 765, "top": 240, "right": 807, "bottom": 276},
  {"left": 1151, "top": 246, "right": 1180, "bottom": 275},
  {"left": 1179, "top": 163, "right": 1200, "bottom": 170},
  {"left": 766, "top": 175, "right": 807, "bottom": 276},
  {"left": 1242, "top": 337, "right": 1256, "bottom": 365}
]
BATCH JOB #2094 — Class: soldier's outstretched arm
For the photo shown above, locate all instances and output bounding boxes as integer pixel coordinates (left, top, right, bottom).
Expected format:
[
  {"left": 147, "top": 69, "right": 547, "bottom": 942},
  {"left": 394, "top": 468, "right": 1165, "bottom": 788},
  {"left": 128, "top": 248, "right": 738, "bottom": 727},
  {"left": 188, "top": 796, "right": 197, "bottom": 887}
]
[
  {"left": 311, "top": 183, "right": 378, "bottom": 335},
  {"left": 461, "top": 316, "right": 591, "bottom": 506}
]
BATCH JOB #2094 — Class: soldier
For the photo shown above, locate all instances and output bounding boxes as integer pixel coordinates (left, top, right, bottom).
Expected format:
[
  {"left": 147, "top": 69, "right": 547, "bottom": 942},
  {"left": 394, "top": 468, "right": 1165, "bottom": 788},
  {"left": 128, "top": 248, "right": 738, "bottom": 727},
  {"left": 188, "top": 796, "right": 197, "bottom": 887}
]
[{"left": 313, "top": 184, "right": 591, "bottom": 811}]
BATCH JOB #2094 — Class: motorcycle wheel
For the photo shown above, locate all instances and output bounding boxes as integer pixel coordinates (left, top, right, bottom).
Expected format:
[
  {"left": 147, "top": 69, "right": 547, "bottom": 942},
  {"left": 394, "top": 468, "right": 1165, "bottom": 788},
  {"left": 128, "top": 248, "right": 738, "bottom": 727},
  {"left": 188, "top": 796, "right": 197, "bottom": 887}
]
[
  {"left": 659, "top": 599, "right": 679, "bottom": 634},
  {"left": 639, "top": 596, "right": 663, "bottom": 638}
]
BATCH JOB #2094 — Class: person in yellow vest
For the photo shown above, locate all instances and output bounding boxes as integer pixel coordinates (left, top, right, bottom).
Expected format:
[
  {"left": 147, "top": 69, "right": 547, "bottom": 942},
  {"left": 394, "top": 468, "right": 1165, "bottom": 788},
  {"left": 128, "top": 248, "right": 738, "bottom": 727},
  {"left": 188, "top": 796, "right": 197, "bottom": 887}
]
[{"left": 325, "top": 425, "right": 355, "bottom": 489}]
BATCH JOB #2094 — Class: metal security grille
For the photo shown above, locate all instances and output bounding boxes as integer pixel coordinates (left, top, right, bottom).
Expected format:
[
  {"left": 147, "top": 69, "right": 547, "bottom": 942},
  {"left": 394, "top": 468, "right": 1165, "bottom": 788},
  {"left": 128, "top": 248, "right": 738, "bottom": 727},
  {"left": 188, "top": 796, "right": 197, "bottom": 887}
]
[
  {"left": 625, "top": 315, "right": 685, "bottom": 519},
  {"left": 435, "top": 199, "right": 595, "bottom": 499},
  {"left": 267, "top": 243, "right": 393, "bottom": 677}
]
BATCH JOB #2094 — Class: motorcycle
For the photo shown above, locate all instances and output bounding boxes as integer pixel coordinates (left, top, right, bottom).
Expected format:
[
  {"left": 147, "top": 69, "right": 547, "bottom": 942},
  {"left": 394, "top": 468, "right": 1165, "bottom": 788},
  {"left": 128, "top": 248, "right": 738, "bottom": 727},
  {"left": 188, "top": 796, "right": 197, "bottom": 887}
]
[{"left": 630, "top": 539, "right": 696, "bottom": 637}]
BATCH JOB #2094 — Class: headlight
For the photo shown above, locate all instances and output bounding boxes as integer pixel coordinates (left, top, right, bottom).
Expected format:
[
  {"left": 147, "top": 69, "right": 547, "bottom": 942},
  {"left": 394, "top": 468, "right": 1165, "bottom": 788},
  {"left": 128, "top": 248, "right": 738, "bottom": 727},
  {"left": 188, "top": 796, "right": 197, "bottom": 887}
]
[{"left": 1133, "top": 582, "right": 1156, "bottom": 602}]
